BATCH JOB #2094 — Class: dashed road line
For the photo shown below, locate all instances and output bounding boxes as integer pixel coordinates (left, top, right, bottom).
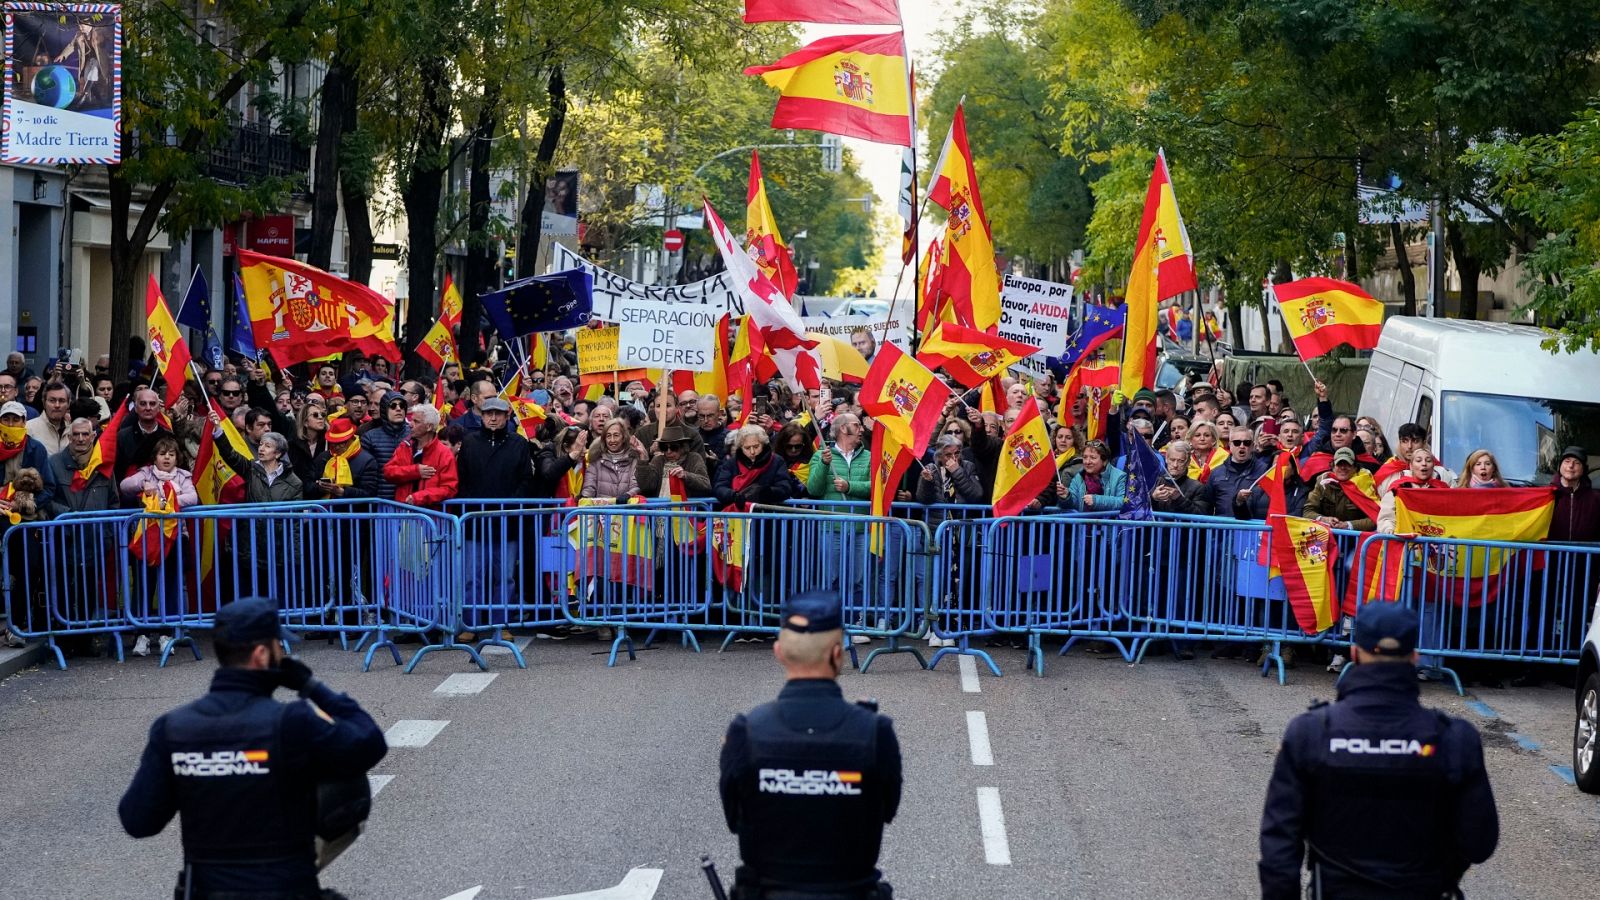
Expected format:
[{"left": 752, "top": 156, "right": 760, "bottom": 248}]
[
  {"left": 1507, "top": 732, "right": 1542, "bottom": 753},
  {"left": 1464, "top": 700, "right": 1498, "bottom": 719},
  {"left": 483, "top": 636, "right": 533, "bottom": 656},
  {"left": 975, "top": 787, "right": 1012, "bottom": 865},
  {"left": 386, "top": 719, "right": 449, "bottom": 748},
  {"left": 1550, "top": 764, "right": 1577, "bottom": 786},
  {"left": 368, "top": 773, "right": 395, "bottom": 796},
  {"left": 966, "top": 711, "right": 994, "bottom": 766},
  {"left": 958, "top": 654, "right": 981, "bottom": 693},
  {"left": 436, "top": 673, "right": 499, "bottom": 695}
]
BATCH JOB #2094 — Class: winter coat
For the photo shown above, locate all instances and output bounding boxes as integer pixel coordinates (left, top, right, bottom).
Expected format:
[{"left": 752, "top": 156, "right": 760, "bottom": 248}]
[
  {"left": 1549, "top": 479, "right": 1600, "bottom": 543},
  {"left": 914, "top": 459, "right": 984, "bottom": 506},
  {"left": 2, "top": 439, "right": 57, "bottom": 515},
  {"left": 1153, "top": 472, "right": 1213, "bottom": 515},
  {"left": 806, "top": 443, "right": 872, "bottom": 501},
  {"left": 24, "top": 414, "right": 68, "bottom": 456},
  {"left": 305, "top": 448, "right": 382, "bottom": 501},
  {"left": 1202, "top": 456, "right": 1270, "bottom": 520},
  {"left": 531, "top": 440, "right": 581, "bottom": 499},
  {"left": 1066, "top": 465, "right": 1128, "bottom": 513},
  {"left": 119, "top": 465, "right": 200, "bottom": 508},
  {"left": 638, "top": 449, "right": 712, "bottom": 498},
  {"left": 383, "top": 437, "right": 459, "bottom": 509},
  {"left": 213, "top": 434, "right": 305, "bottom": 504},
  {"left": 359, "top": 421, "right": 409, "bottom": 500},
  {"left": 714, "top": 448, "right": 797, "bottom": 508},
  {"left": 114, "top": 419, "right": 175, "bottom": 485},
  {"left": 455, "top": 426, "right": 533, "bottom": 500},
  {"left": 1304, "top": 477, "right": 1377, "bottom": 531},
  {"left": 289, "top": 435, "right": 329, "bottom": 486},
  {"left": 47, "top": 448, "right": 116, "bottom": 515},
  {"left": 580, "top": 450, "right": 641, "bottom": 501}
]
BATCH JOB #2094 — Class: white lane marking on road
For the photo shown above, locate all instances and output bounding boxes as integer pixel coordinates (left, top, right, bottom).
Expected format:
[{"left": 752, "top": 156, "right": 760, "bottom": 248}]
[
  {"left": 966, "top": 711, "right": 994, "bottom": 766},
  {"left": 385, "top": 720, "right": 449, "bottom": 747},
  {"left": 483, "top": 635, "right": 533, "bottom": 656},
  {"left": 533, "top": 867, "right": 664, "bottom": 899},
  {"left": 958, "top": 653, "right": 981, "bottom": 693},
  {"left": 438, "top": 888, "right": 481, "bottom": 900},
  {"left": 435, "top": 672, "right": 499, "bottom": 695},
  {"left": 367, "top": 774, "right": 395, "bottom": 796},
  {"left": 976, "top": 787, "right": 1012, "bottom": 865}
]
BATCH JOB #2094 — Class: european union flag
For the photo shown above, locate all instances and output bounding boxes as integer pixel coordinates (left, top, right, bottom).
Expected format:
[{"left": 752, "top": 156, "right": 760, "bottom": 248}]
[
  {"left": 230, "top": 273, "right": 258, "bottom": 360},
  {"left": 176, "top": 266, "right": 212, "bottom": 332},
  {"left": 1049, "top": 304, "right": 1126, "bottom": 379},
  {"left": 202, "top": 328, "right": 226, "bottom": 371},
  {"left": 480, "top": 268, "right": 593, "bottom": 339},
  {"left": 1119, "top": 416, "right": 1164, "bottom": 522}
]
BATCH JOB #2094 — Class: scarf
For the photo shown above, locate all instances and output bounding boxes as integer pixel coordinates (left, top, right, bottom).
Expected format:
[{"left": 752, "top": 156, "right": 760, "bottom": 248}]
[
  {"left": 322, "top": 441, "right": 360, "bottom": 486},
  {"left": 1468, "top": 478, "right": 1500, "bottom": 489},
  {"left": 1188, "top": 446, "right": 1226, "bottom": 483},
  {"left": 1334, "top": 470, "right": 1381, "bottom": 520},
  {"left": 727, "top": 452, "right": 768, "bottom": 511},
  {"left": 0, "top": 424, "right": 27, "bottom": 463},
  {"left": 1084, "top": 472, "right": 1103, "bottom": 497}
]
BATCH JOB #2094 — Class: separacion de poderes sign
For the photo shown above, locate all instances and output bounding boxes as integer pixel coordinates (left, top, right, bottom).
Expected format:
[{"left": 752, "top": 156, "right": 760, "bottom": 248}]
[
  {"left": 2, "top": 3, "right": 122, "bottom": 165},
  {"left": 615, "top": 298, "right": 718, "bottom": 372}
]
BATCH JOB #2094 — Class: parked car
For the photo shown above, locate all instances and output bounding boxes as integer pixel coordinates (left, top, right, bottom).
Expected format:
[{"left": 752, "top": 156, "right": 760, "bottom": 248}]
[{"left": 1578, "top": 587, "right": 1600, "bottom": 793}]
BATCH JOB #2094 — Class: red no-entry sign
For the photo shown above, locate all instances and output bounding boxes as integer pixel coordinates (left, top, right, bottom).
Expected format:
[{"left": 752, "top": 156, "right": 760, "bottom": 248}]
[{"left": 663, "top": 229, "right": 685, "bottom": 253}]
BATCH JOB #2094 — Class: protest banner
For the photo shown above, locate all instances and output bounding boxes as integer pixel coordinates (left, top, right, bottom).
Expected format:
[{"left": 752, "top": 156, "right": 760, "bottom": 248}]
[
  {"left": 3, "top": 3, "right": 121, "bottom": 165},
  {"left": 799, "top": 313, "right": 911, "bottom": 351},
  {"left": 577, "top": 325, "right": 620, "bottom": 375},
  {"left": 615, "top": 297, "right": 718, "bottom": 372},
  {"left": 999, "top": 273, "right": 1073, "bottom": 359},
  {"left": 552, "top": 243, "right": 743, "bottom": 322}
]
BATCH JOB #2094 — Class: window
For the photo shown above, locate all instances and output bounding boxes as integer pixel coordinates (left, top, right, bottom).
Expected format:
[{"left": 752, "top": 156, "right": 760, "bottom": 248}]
[{"left": 1439, "top": 391, "right": 1600, "bottom": 485}]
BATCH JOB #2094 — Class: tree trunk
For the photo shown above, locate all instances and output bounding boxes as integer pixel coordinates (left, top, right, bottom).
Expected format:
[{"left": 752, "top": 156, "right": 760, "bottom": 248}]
[
  {"left": 460, "top": 80, "right": 502, "bottom": 368},
  {"left": 108, "top": 167, "right": 140, "bottom": 381},
  {"left": 1226, "top": 303, "right": 1244, "bottom": 351},
  {"left": 339, "top": 68, "right": 373, "bottom": 285},
  {"left": 515, "top": 67, "right": 567, "bottom": 279},
  {"left": 306, "top": 47, "right": 357, "bottom": 272},
  {"left": 400, "top": 55, "right": 452, "bottom": 376},
  {"left": 1390, "top": 221, "right": 1417, "bottom": 317},
  {"left": 1344, "top": 225, "right": 1359, "bottom": 281},
  {"left": 1445, "top": 220, "right": 1481, "bottom": 321}
]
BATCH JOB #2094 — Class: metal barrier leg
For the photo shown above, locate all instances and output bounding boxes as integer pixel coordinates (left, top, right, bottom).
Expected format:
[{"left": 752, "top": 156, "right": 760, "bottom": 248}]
[
  {"left": 845, "top": 634, "right": 860, "bottom": 671},
  {"left": 473, "top": 634, "right": 528, "bottom": 669},
  {"left": 42, "top": 636, "right": 66, "bottom": 671},
  {"left": 718, "top": 632, "right": 738, "bottom": 653},
  {"left": 361, "top": 631, "right": 404, "bottom": 671},
  {"left": 158, "top": 628, "right": 202, "bottom": 668},
  {"left": 928, "top": 636, "right": 1002, "bottom": 677},
  {"left": 1259, "top": 640, "right": 1287, "bottom": 686},
  {"left": 1418, "top": 662, "right": 1464, "bottom": 696},
  {"left": 404, "top": 636, "right": 488, "bottom": 674},
  {"left": 1025, "top": 633, "right": 1045, "bottom": 678},
  {"left": 606, "top": 627, "right": 636, "bottom": 668},
  {"left": 859, "top": 635, "right": 927, "bottom": 674}
]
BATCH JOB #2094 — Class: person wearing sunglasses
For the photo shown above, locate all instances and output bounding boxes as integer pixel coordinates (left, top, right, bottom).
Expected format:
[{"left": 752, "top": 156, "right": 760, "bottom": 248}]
[
  {"left": 357, "top": 391, "right": 411, "bottom": 501},
  {"left": 1200, "top": 426, "right": 1269, "bottom": 522}
]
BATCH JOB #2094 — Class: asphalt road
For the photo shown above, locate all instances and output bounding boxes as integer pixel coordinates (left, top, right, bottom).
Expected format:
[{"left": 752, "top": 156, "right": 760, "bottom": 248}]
[{"left": 1, "top": 634, "right": 1596, "bottom": 899}]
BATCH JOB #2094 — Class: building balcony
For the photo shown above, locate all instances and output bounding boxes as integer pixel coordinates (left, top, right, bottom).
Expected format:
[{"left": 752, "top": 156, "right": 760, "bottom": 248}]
[{"left": 205, "top": 124, "right": 310, "bottom": 188}]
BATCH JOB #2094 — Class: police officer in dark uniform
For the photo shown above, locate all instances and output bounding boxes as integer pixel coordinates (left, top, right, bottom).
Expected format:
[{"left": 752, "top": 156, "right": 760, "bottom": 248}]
[
  {"left": 719, "top": 590, "right": 902, "bottom": 899},
  {"left": 119, "top": 597, "right": 388, "bottom": 900},
  {"left": 1259, "top": 603, "right": 1499, "bottom": 899}
]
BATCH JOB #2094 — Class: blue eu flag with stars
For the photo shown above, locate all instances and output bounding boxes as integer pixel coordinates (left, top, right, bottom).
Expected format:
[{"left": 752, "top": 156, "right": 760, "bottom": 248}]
[
  {"left": 480, "top": 268, "right": 594, "bottom": 339},
  {"left": 1119, "top": 416, "right": 1163, "bottom": 522},
  {"left": 176, "top": 266, "right": 212, "bottom": 332},
  {"left": 1051, "top": 304, "right": 1126, "bottom": 378}
]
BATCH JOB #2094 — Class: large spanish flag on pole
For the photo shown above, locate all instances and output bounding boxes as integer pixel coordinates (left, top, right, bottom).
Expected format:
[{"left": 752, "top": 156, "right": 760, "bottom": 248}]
[
  {"left": 1120, "top": 150, "right": 1196, "bottom": 396},
  {"left": 916, "top": 323, "right": 1039, "bottom": 388},
  {"left": 238, "top": 250, "right": 399, "bottom": 367},
  {"left": 746, "top": 152, "right": 799, "bottom": 299},
  {"left": 744, "top": 0, "right": 901, "bottom": 24},
  {"left": 745, "top": 32, "right": 912, "bottom": 147},
  {"left": 1271, "top": 277, "right": 1385, "bottom": 362},
  {"left": 145, "top": 276, "right": 194, "bottom": 409},
  {"left": 860, "top": 341, "right": 950, "bottom": 457},
  {"left": 992, "top": 402, "right": 1055, "bottom": 517},
  {"left": 927, "top": 103, "right": 1000, "bottom": 333},
  {"left": 1271, "top": 515, "right": 1340, "bottom": 634}
]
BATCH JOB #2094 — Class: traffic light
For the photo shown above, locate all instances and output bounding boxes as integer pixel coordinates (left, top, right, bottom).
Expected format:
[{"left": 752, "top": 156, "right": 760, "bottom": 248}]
[{"left": 821, "top": 135, "right": 843, "bottom": 173}]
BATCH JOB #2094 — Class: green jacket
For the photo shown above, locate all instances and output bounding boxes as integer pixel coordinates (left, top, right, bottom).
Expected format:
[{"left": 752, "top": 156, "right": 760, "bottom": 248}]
[{"left": 805, "top": 443, "right": 871, "bottom": 501}]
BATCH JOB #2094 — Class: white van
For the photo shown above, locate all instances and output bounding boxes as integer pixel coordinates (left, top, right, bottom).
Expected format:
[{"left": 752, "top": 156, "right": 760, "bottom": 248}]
[{"left": 1358, "top": 317, "right": 1600, "bottom": 485}]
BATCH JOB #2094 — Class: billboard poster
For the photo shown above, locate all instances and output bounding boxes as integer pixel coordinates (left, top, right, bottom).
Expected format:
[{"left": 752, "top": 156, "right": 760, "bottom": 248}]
[
  {"left": 541, "top": 169, "right": 578, "bottom": 235},
  {"left": 3, "top": 2, "right": 121, "bottom": 164}
]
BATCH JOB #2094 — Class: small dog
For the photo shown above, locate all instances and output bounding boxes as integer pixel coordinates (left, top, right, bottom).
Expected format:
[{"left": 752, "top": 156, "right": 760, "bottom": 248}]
[{"left": 7, "top": 467, "right": 44, "bottom": 520}]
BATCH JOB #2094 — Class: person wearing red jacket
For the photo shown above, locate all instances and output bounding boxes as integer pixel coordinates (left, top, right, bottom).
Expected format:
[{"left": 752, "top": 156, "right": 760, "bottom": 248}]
[{"left": 383, "top": 404, "right": 458, "bottom": 509}]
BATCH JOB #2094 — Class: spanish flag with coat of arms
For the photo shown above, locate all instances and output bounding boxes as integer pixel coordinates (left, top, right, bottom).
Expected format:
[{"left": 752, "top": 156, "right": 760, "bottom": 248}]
[
  {"left": 1270, "top": 515, "right": 1340, "bottom": 634},
  {"left": 1271, "top": 277, "right": 1384, "bottom": 362},
  {"left": 859, "top": 342, "right": 950, "bottom": 457},
  {"left": 991, "top": 403, "right": 1054, "bottom": 517},
  {"left": 1120, "top": 150, "right": 1196, "bottom": 396},
  {"left": 1394, "top": 486, "right": 1553, "bottom": 607},
  {"left": 745, "top": 32, "right": 912, "bottom": 147}
]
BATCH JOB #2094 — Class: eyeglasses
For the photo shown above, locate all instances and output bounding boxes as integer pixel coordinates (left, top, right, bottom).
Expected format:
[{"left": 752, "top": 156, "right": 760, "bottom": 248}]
[
  {"left": 387, "top": 402, "right": 406, "bottom": 410},
  {"left": 220, "top": 389, "right": 243, "bottom": 397},
  {"left": 308, "top": 413, "right": 325, "bottom": 420},
  {"left": 1331, "top": 426, "right": 1353, "bottom": 433},
  {"left": 1230, "top": 439, "right": 1253, "bottom": 447}
]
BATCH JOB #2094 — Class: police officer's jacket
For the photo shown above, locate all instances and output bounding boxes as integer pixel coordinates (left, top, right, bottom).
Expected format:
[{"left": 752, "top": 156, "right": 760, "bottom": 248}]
[
  {"left": 119, "top": 667, "right": 388, "bottom": 895},
  {"left": 1259, "top": 663, "right": 1498, "bottom": 900},
  {"left": 720, "top": 678, "right": 902, "bottom": 892}
]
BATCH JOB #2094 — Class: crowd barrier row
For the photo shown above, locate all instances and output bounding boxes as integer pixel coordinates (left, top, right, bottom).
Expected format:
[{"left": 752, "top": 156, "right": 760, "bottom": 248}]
[{"left": 3, "top": 500, "right": 1594, "bottom": 690}]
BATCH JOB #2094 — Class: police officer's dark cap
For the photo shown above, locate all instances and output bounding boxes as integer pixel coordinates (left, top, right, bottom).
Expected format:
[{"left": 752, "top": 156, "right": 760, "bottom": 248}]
[
  {"left": 781, "top": 590, "right": 843, "bottom": 633},
  {"left": 1352, "top": 602, "right": 1418, "bottom": 656},
  {"left": 214, "top": 597, "right": 295, "bottom": 644}
]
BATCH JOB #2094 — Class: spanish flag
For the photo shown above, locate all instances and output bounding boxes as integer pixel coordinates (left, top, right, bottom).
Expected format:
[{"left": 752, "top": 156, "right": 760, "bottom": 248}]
[
  {"left": 868, "top": 425, "right": 915, "bottom": 555},
  {"left": 239, "top": 249, "right": 398, "bottom": 367},
  {"left": 927, "top": 103, "right": 1000, "bottom": 333},
  {"left": 916, "top": 323, "right": 1038, "bottom": 388},
  {"left": 499, "top": 370, "right": 549, "bottom": 438},
  {"left": 1395, "top": 486, "right": 1554, "bottom": 582},
  {"left": 1257, "top": 451, "right": 1295, "bottom": 570},
  {"left": 916, "top": 232, "right": 953, "bottom": 334},
  {"left": 1270, "top": 514, "right": 1339, "bottom": 634},
  {"left": 1272, "top": 277, "right": 1384, "bottom": 361},
  {"left": 743, "top": 0, "right": 902, "bottom": 24},
  {"left": 860, "top": 342, "right": 950, "bottom": 457},
  {"left": 145, "top": 276, "right": 193, "bottom": 409},
  {"left": 1120, "top": 150, "right": 1196, "bottom": 396},
  {"left": 416, "top": 275, "right": 463, "bottom": 373},
  {"left": 73, "top": 400, "right": 126, "bottom": 492},
  {"left": 727, "top": 315, "right": 764, "bottom": 429},
  {"left": 992, "top": 402, "right": 1054, "bottom": 517},
  {"left": 746, "top": 152, "right": 798, "bottom": 299},
  {"left": 745, "top": 32, "right": 912, "bottom": 147}
]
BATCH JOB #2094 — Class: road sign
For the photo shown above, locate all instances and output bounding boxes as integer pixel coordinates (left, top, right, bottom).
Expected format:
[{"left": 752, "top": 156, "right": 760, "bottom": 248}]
[{"left": 662, "top": 229, "right": 685, "bottom": 253}]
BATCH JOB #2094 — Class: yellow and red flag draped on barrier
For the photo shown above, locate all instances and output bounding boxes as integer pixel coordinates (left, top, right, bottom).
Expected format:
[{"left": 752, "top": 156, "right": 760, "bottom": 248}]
[
  {"left": 130, "top": 481, "right": 182, "bottom": 565},
  {"left": 239, "top": 250, "right": 400, "bottom": 367},
  {"left": 569, "top": 498, "right": 655, "bottom": 588},
  {"left": 667, "top": 474, "right": 706, "bottom": 552},
  {"left": 1257, "top": 451, "right": 1295, "bottom": 570},
  {"left": 915, "top": 323, "right": 1039, "bottom": 389},
  {"left": 743, "top": 0, "right": 901, "bottom": 24},
  {"left": 1395, "top": 486, "right": 1554, "bottom": 585},
  {"left": 1271, "top": 514, "right": 1340, "bottom": 634},
  {"left": 869, "top": 425, "right": 914, "bottom": 555},
  {"left": 416, "top": 275, "right": 463, "bottom": 373},
  {"left": 74, "top": 401, "right": 126, "bottom": 491},
  {"left": 145, "top": 276, "right": 193, "bottom": 409},
  {"left": 860, "top": 342, "right": 950, "bottom": 457},
  {"left": 992, "top": 402, "right": 1054, "bottom": 517},
  {"left": 927, "top": 103, "right": 1000, "bottom": 333},
  {"left": 745, "top": 32, "right": 912, "bottom": 147},
  {"left": 746, "top": 153, "right": 798, "bottom": 299},
  {"left": 1120, "top": 150, "right": 1196, "bottom": 396},
  {"left": 1344, "top": 532, "right": 1407, "bottom": 615},
  {"left": 1272, "top": 277, "right": 1384, "bottom": 362}
]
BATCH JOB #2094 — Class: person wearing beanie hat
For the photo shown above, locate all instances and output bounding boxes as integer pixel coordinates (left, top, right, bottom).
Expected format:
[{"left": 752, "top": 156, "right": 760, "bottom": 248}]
[
  {"left": 308, "top": 414, "right": 380, "bottom": 500},
  {"left": 358, "top": 391, "right": 410, "bottom": 501},
  {"left": 1260, "top": 601, "right": 1499, "bottom": 900}
]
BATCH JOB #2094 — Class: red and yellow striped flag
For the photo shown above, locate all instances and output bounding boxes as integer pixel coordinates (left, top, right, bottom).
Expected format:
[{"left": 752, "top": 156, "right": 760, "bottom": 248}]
[
  {"left": 1270, "top": 514, "right": 1339, "bottom": 634},
  {"left": 868, "top": 425, "right": 914, "bottom": 555},
  {"left": 1120, "top": 150, "right": 1196, "bottom": 396},
  {"left": 746, "top": 152, "right": 798, "bottom": 299},
  {"left": 860, "top": 342, "right": 950, "bottom": 457},
  {"left": 991, "top": 402, "right": 1054, "bottom": 517},
  {"left": 743, "top": 0, "right": 901, "bottom": 24},
  {"left": 745, "top": 32, "right": 912, "bottom": 147},
  {"left": 915, "top": 322, "right": 1039, "bottom": 388},
  {"left": 927, "top": 103, "right": 1000, "bottom": 333},
  {"left": 1272, "top": 277, "right": 1384, "bottom": 362},
  {"left": 145, "top": 276, "right": 193, "bottom": 409},
  {"left": 1395, "top": 486, "right": 1554, "bottom": 580},
  {"left": 416, "top": 275, "right": 463, "bottom": 373}
]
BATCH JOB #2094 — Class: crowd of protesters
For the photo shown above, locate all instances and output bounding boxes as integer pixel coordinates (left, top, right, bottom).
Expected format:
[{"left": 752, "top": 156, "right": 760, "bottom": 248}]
[{"left": 0, "top": 340, "right": 1595, "bottom": 668}]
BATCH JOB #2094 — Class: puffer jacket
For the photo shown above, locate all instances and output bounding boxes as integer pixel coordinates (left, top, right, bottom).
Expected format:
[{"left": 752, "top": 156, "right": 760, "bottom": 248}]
[
  {"left": 580, "top": 450, "right": 641, "bottom": 501},
  {"left": 359, "top": 420, "right": 409, "bottom": 500},
  {"left": 383, "top": 436, "right": 459, "bottom": 509},
  {"left": 713, "top": 448, "right": 797, "bottom": 508}
]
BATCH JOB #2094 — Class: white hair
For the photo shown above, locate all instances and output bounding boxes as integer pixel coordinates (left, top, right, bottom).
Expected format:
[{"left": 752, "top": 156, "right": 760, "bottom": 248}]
[
  {"left": 734, "top": 424, "right": 769, "bottom": 447},
  {"left": 408, "top": 404, "right": 440, "bottom": 428}
]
